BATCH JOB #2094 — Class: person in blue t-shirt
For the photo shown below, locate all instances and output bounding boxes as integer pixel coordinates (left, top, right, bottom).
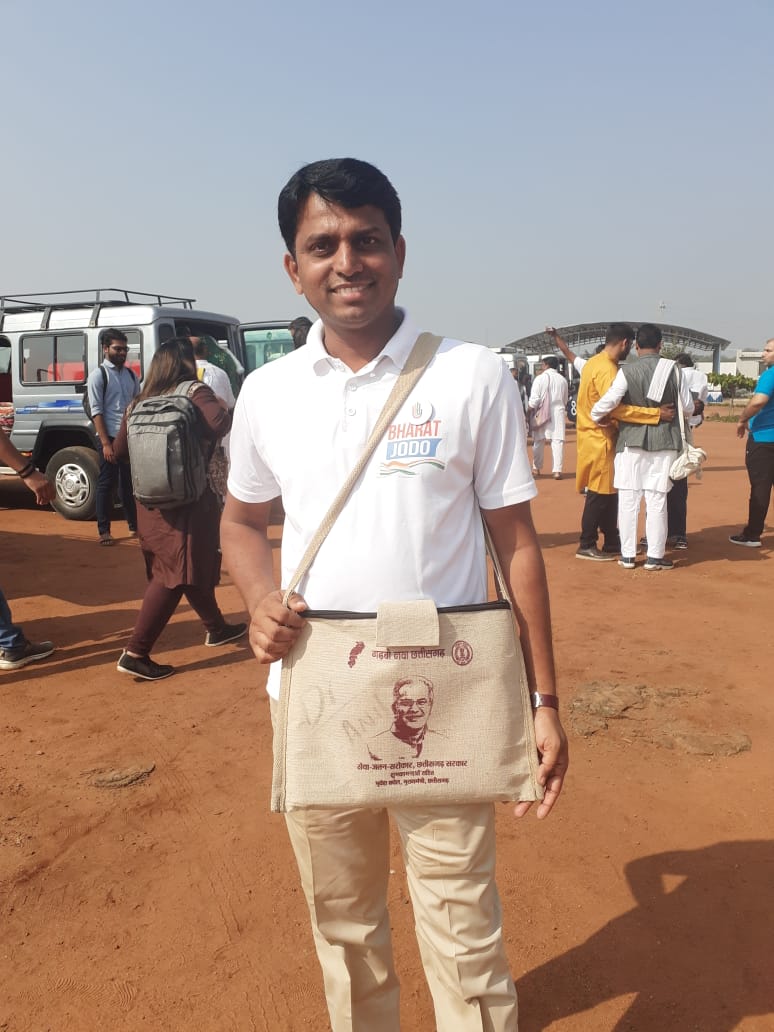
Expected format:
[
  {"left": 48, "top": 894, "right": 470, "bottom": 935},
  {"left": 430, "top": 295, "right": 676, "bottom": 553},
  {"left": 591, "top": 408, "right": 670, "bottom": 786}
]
[{"left": 730, "top": 338, "right": 774, "bottom": 547}]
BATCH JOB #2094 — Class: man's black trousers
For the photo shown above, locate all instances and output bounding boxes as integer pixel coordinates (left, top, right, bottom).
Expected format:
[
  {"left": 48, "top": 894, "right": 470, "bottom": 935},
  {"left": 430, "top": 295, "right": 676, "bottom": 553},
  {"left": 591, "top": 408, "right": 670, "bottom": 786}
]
[
  {"left": 580, "top": 490, "right": 620, "bottom": 550},
  {"left": 744, "top": 438, "right": 774, "bottom": 538}
]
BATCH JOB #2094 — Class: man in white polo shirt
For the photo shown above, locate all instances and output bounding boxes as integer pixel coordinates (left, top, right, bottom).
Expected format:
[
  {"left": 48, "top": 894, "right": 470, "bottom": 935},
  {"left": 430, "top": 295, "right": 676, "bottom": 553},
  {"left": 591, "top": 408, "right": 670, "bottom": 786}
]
[{"left": 221, "top": 158, "right": 568, "bottom": 1032}]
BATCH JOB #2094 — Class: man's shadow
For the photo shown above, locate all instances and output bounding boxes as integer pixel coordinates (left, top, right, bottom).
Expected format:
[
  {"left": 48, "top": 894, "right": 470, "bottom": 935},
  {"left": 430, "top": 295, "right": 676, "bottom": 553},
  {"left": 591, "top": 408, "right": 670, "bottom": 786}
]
[{"left": 518, "top": 840, "right": 773, "bottom": 1031}]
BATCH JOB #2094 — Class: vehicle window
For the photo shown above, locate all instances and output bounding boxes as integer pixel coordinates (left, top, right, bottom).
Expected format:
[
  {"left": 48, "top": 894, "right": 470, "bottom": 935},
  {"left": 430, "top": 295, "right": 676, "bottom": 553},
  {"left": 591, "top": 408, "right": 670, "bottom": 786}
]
[
  {"left": 174, "top": 321, "right": 241, "bottom": 361},
  {"left": 123, "top": 329, "right": 143, "bottom": 378},
  {"left": 242, "top": 328, "right": 294, "bottom": 373},
  {"left": 0, "top": 339, "right": 11, "bottom": 410},
  {"left": 21, "top": 333, "right": 87, "bottom": 384}
]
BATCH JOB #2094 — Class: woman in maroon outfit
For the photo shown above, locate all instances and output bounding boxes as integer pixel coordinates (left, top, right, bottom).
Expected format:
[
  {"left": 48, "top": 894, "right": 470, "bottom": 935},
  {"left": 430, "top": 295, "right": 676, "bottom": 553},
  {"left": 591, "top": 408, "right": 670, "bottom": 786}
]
[{"left": 114, "top": 338, "right": 246, "bottom": 680}]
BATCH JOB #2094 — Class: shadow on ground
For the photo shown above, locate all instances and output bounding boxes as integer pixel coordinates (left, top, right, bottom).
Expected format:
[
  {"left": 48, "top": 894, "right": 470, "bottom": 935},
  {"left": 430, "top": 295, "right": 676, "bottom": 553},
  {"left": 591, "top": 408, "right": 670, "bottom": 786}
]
[{"left": 518, "top": 840, "right": 774, "bottom": 1031}]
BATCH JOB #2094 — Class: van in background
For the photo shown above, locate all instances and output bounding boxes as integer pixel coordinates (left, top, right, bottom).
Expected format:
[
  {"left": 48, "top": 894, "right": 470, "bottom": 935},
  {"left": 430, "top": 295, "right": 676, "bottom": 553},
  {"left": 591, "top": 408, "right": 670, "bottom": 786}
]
[{"left": 0, "top": 289, "right": 246, "bottom": 520}]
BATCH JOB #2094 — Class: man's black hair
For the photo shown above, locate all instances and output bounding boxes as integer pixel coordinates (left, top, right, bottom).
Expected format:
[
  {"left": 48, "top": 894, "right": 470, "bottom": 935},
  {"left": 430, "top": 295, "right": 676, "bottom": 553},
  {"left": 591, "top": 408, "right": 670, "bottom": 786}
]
[
  {"left": 542, "top": 355, "right": 559, "bottom": 370},
  {"left": 636, "top": 323, "right": 662, "bottom": 350},
  {"left": 675, "top": 352, "right": 694, "bottom": 368},
  {"left": 278, "top": 158, "right": 402, "bottom": 257},
  {"left": 289, "top": 316, "right": 312, "bottom": 334},
  {"left": 289, "top": 316, "right": 313, "bottom": 350},
  {"left": 100, "top": 327, "right": 128, "bottom": 349},
  {"left": 605, "top": 322, "right": 635, "bottom": 345}
]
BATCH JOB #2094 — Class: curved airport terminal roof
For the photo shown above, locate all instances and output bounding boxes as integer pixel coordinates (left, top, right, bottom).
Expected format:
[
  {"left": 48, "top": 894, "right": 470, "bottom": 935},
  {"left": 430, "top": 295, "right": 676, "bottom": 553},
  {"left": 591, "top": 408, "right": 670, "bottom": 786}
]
[{"left": 504, "top": 322, "right": 730, "bottom": 358}]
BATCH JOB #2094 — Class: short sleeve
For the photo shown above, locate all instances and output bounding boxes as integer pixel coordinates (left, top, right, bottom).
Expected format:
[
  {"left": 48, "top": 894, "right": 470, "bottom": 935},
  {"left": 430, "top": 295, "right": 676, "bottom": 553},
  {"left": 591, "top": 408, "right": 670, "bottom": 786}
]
[
  {"left": 87, "top": 368, "right": 104, "bottom": 416},
  {"left": 473, "top": 356, "right": 537, "bottom": 509}
]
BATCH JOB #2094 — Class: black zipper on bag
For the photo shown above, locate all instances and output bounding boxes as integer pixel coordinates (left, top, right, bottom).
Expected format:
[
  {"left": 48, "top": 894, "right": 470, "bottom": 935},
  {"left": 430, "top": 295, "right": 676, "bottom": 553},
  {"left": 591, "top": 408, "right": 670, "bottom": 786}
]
[{"left": 302, "top": 601, "right": 512, "bottom": 620}]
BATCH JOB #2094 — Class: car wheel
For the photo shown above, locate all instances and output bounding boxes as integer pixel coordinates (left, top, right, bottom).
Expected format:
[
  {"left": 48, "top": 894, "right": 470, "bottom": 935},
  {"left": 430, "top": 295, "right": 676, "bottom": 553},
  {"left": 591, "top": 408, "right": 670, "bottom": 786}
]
[{"left": 46, "top": 446, "right": 100, "bottom": 521}]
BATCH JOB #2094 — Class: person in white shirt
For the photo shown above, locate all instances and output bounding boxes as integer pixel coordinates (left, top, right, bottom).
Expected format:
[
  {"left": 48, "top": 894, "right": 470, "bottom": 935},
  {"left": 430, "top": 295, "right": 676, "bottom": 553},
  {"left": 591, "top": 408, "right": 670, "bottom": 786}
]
[
  {"left": 591, "top": 324, "right": 695, "bottom": 570},
  {"left": 222, "top": 157, "right": 568, "bottom": 1032},
  {"left": 193, "top": 338, "right": 236, "bottom": 410},
  {"left": 193, "top": 337, "right": 235, "bottom": 506},
  {"left": 666, "top": 353, "right": 708, "bottom": 548},
  {"left": 528, "top": 355, "right": 569, "bottom": 479}
]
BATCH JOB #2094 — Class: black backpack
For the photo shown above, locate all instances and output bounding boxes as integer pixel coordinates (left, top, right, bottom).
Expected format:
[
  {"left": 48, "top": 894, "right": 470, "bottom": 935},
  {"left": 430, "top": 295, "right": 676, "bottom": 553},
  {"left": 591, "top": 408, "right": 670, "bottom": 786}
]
[
  {"left": 82, "top": 365, "right": 137, "bottom": 422},
  {"left": 126, "top": 382, "right": 209, "bottom": 510}
]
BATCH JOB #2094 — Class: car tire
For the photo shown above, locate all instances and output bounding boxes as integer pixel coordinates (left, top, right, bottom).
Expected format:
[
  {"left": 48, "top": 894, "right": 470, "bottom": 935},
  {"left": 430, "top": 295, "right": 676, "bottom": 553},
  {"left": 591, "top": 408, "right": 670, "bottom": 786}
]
[{"left": 46, "top": 446, "right": 100, "bottom": 521}]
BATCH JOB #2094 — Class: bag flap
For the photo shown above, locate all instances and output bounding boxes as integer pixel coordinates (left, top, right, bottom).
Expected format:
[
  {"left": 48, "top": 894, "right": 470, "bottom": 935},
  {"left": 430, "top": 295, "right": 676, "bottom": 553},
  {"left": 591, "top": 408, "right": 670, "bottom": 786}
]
[{"left": 375, "top": 599, "right": 439, "bottom": 647}]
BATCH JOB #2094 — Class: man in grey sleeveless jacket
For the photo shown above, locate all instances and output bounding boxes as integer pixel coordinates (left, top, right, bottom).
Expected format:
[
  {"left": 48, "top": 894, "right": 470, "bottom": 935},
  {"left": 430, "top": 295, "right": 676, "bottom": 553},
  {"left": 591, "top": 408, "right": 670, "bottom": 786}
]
[{"left": 590, "top": 324, "right": 694, "bottom": 570}]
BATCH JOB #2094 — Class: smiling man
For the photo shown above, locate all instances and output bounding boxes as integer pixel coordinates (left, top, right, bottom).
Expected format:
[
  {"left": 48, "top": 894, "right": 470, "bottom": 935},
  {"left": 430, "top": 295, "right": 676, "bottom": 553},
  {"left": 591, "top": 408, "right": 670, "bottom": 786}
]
[
  {"left": 367, "top": 675, "right": 438, "bottom": 762},
  {"left": 221, "top": 157, "right": 568, "bottom": 1032}
]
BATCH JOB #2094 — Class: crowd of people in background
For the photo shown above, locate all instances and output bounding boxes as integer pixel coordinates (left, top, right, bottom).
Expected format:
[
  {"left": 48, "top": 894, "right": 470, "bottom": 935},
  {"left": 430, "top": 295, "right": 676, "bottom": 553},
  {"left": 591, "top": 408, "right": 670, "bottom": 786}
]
[
  {"left": 510, "top": 325, "right": 774, "bottom": 570},
  {"left": 3, "top": 321, "right": 774, "bottom": 674}
]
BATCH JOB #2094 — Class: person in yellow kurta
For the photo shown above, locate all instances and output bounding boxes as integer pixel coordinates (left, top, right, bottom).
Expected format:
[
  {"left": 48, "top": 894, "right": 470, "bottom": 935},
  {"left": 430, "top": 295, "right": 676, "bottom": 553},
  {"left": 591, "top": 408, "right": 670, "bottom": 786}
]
[{"left": 548, "top": 324, "right": 674, "bottom": 560}]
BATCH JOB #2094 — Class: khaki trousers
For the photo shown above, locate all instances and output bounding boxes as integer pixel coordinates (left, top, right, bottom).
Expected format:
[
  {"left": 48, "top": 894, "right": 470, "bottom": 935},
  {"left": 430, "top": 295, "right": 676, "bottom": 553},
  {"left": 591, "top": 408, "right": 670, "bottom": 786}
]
[{"left": 284, "top": 801, "right": 519, "bottom": 1032}]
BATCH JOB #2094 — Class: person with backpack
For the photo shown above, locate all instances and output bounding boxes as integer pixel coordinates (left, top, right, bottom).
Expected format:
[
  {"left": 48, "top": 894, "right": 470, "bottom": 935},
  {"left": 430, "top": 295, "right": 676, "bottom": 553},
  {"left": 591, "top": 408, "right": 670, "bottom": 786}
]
[
  {"left": 113, "top": 338, "right": 246, "bottom": 681},
  {"left": 86, "top": 328, "right": 140, "bottom": 545}
]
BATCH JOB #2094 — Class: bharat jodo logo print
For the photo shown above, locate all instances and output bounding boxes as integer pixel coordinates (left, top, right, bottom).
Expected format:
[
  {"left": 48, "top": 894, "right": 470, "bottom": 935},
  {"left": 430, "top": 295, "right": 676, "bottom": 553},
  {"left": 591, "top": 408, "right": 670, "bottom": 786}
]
[{"left": 379, "top": 400, "right": 446, "bottom": 477}]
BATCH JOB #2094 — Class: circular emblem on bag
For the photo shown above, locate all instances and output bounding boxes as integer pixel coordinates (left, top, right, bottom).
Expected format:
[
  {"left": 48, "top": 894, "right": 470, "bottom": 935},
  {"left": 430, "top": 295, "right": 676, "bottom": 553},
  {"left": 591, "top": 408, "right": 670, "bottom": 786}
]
[{"left": 451, "top": 640, "right": 473, "bottom": 666}]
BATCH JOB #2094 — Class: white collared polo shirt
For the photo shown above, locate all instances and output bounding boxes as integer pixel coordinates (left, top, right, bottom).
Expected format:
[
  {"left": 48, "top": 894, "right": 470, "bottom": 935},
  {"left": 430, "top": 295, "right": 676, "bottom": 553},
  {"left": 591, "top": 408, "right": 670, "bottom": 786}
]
[{"left": 228, "top": 311, "right": 536, "bottom": 698}]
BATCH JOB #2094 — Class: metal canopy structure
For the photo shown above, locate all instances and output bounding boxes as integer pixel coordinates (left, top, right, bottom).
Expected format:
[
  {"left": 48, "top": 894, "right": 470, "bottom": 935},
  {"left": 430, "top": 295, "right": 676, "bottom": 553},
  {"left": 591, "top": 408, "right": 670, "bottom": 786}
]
[{"left": 502, "top": 322, "right": 730, "bottom": 373}]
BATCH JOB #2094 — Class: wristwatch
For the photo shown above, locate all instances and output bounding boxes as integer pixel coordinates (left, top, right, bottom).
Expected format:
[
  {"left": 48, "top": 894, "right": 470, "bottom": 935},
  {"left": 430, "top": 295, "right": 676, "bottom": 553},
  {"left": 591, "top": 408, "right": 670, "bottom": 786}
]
[{"left": 531, "top": 692, "right": 559, "bottom": 711}]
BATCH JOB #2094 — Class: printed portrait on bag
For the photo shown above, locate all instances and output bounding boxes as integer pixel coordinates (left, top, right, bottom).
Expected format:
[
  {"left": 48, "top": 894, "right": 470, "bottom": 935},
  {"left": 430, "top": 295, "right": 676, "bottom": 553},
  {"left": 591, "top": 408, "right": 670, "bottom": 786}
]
[{"left": 367, "top": 675, "right": 446, "bottom": 761}]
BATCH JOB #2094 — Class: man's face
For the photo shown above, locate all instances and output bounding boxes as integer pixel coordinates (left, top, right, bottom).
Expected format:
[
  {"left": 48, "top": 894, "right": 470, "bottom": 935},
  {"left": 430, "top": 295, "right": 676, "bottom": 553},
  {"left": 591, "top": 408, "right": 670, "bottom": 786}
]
[
  {"left": 284, "top": 194, "right": 405, "bottom": 339},
  {"left": 763, "top": 339, "right": 774, "bottom": 368},
  {"left": 106, "top": 340, "right": 128, "bottom": 367},
  {"left": 393, "top": 683, "right": 432, "bottom": 733}
]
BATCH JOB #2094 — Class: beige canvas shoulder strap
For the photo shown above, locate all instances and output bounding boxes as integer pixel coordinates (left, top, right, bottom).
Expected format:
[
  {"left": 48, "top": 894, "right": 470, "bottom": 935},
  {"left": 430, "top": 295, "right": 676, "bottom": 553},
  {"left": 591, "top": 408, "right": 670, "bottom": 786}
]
[{"left": 282, "top": 332, "right": 443, "bottom": 604}]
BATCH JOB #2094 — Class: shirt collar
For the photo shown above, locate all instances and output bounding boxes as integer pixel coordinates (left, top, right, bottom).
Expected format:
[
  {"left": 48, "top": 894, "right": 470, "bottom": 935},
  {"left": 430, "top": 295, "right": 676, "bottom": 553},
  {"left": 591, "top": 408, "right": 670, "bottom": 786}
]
[{"left": 306, "top": 308, "right": 422, "bottom": 376}]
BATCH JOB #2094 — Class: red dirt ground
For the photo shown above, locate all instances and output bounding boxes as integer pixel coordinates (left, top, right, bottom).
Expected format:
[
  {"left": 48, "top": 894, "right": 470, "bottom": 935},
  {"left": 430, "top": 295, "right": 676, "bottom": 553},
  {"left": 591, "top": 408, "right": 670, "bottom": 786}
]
[{"left": 1, "top": 419, "right": 771, "bottom": 1032}]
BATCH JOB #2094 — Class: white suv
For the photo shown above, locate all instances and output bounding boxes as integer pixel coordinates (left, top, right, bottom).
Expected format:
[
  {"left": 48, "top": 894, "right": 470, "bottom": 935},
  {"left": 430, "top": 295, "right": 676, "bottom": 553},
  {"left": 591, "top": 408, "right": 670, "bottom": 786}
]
[{"left": 0, "top": 289, "right": 245, "bottom": 520}]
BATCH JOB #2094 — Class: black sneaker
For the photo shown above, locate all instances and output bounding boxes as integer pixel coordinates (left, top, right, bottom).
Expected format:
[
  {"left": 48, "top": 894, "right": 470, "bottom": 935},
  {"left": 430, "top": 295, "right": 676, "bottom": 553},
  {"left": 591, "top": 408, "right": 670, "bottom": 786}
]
[
  {"left": 644, "top": 556, "right": 674, "bottom": 571},
  {"left": 117, "top": 651, "right": 174, "bottom": 680},
  {"left": 575, "top": 547, "right": 617, "bottom": 562},
  {"left": 205, "top": 622, "right": 248, "bottom": 647},
  {"left": 729, "top": 533, "right": 761, "bottom": 548},
  {"left": 638, "top": 536, "right": 648, "bottom": 553},
  {"left": 618, "top": 556, "right": 636, "bottom": 569},
  {"left": 673, "top": 536, "right": 688, "bottom": 550},
  {"left": 0, "top": 639, "right": 55, "bottom": 671}
]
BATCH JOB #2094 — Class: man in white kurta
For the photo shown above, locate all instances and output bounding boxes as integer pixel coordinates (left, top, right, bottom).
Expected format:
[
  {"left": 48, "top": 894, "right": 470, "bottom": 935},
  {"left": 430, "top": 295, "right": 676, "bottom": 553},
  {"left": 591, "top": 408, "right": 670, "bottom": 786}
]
[
  {"left": 591, "top": 324, "right": 694, "bottom": 569},
  {"left": 528, "top": 356, "right": 569, "bottom": 478}
]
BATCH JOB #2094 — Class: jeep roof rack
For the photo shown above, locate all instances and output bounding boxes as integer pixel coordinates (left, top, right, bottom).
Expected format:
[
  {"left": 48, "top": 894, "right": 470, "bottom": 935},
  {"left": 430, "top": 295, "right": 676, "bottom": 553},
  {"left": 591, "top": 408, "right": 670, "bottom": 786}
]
[{"left": 0, "top": 289, "right": 197, "bottom": 331}]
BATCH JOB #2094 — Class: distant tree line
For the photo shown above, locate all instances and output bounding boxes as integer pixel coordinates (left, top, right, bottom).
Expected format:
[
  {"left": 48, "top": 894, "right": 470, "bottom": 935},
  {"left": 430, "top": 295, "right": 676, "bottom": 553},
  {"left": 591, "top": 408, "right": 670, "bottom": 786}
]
[{"left": 707, "top": 372, "right": 757, "bottom": 408}]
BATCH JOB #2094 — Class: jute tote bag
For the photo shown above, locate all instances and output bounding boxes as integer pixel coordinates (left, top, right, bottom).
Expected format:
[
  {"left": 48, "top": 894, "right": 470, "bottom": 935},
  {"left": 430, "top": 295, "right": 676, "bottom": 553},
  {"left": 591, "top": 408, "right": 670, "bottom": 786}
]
[
  {"left": 670, "top": 370, "right": 707, "bottom": 481},
  {"left": 270, "top": 334, "right": 544, "bottom": 812}
]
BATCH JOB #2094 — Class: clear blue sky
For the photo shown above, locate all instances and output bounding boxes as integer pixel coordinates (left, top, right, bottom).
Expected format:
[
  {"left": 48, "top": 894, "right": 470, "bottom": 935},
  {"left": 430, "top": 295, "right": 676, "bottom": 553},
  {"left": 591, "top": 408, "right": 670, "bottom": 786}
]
[{"left": 4, "top": 0, "right": 772, "bottom": 349}]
